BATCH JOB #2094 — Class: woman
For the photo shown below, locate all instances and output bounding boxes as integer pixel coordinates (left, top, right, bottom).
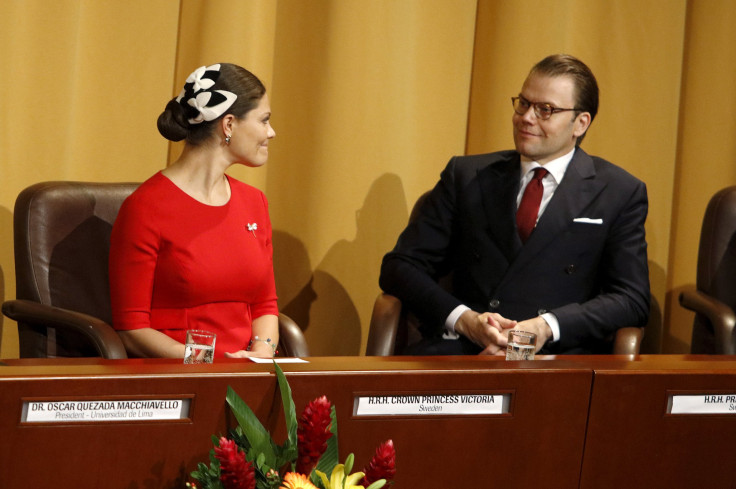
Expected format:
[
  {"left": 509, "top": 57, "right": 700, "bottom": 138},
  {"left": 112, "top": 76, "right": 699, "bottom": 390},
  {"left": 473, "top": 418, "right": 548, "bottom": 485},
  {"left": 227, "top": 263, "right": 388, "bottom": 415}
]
[{"left": 109, "top": 63, "right": 278, "bottom": 359}]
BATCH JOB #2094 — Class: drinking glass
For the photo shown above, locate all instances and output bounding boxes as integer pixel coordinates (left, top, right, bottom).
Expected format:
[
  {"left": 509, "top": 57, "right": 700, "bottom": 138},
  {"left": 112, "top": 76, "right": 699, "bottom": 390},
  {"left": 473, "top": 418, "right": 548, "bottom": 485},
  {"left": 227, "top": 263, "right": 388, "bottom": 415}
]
[
  {"left": 183, "top": 330, "right": 216, "bottom": 364},
  {"left": 505, "top": 330, "right": 536, "bottom": 360}
]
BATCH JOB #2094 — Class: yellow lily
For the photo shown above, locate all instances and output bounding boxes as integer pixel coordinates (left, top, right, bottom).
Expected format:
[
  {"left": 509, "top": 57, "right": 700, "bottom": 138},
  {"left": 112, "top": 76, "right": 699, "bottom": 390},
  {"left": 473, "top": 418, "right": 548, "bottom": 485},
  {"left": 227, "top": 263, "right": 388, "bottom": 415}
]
[
  {"left": 315, "top": 464, "right": 364, "bottom": 489},
  {"left": 314, "top": 454, "right": 386, "bottom": 489}
]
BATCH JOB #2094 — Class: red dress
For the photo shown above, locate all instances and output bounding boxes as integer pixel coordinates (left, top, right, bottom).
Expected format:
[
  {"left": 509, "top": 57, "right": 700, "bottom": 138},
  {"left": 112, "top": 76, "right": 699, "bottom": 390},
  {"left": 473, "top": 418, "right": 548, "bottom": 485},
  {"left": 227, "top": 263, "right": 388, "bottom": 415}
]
[{"left": 109, "top": 172, "right": 278, "bottom": 357}]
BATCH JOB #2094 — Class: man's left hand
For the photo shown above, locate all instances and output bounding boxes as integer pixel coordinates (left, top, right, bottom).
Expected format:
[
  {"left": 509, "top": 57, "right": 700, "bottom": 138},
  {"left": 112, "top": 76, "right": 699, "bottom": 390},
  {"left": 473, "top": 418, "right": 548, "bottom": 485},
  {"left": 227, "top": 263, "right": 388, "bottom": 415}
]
[{"left": 489, "top": 316, "right": 553, "bottom": 356}]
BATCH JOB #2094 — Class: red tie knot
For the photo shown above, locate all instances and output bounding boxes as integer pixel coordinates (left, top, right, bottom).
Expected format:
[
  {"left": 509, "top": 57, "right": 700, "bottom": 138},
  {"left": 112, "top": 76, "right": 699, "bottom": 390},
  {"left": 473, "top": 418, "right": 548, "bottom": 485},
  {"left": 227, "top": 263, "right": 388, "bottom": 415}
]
[{"left": 531, "top": 167, "right": 548, "bottom": 181}]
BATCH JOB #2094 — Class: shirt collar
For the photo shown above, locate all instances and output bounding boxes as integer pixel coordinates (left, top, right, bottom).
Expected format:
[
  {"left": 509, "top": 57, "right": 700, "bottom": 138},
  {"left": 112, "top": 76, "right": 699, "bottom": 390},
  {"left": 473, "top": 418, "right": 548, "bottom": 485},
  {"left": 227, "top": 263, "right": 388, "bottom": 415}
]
[{"left": 520, "top": 147, "right": 576, "bottom": 184}]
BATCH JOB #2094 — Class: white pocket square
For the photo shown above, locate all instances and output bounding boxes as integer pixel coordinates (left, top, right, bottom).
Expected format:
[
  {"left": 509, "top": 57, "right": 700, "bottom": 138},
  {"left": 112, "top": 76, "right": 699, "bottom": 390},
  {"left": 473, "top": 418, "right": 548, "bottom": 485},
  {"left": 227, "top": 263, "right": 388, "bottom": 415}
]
[{"left": 573, "top": 217, "right": 603, "bottom": 224}]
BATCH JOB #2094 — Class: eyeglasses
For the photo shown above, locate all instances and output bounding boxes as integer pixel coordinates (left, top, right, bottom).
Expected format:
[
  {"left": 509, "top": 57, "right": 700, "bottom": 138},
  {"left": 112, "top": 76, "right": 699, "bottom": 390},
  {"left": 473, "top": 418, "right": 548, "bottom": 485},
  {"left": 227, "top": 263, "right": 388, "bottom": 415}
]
[{"left": 511, "top": 96, "right": 579, "bottom": 120}]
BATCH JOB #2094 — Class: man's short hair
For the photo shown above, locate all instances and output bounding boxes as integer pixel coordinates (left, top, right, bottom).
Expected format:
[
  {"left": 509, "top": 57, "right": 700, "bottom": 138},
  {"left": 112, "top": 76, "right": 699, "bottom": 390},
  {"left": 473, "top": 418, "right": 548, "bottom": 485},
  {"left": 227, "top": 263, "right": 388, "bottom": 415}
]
[{"left": 530, "top": 54, "right": 599, "bottom": 123}]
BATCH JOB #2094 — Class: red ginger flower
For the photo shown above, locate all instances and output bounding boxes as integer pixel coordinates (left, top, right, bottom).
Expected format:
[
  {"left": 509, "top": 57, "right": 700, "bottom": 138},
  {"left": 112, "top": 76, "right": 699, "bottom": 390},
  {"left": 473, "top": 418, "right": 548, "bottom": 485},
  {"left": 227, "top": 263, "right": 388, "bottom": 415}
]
[
  {"left": 214, "top": 436, "right": 256, "bottom": 489},
  {"left": 362, "top": 439, "right": 396, "bottom": 486},
  {"left": 296, "top": 395, "right": 333, "bottom": 475}
]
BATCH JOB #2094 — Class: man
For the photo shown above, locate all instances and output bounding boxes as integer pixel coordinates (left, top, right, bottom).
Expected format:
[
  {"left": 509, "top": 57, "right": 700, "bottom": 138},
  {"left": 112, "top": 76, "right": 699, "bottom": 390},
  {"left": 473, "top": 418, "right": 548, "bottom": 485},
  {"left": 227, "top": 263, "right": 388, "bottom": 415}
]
[{"left": 379, "top": 54, "right": 650, "bottom": 355}]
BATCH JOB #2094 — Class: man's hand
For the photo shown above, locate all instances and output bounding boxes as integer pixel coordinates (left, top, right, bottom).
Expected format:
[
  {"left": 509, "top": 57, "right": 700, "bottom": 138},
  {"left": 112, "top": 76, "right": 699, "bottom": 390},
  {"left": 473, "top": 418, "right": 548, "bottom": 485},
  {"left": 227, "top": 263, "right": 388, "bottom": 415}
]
[
  {"left": 454, "top": 310, "right": 517, "bottom": 355},
  {"left": 508, "top": 316, "right": 553, "bottom": 353}
]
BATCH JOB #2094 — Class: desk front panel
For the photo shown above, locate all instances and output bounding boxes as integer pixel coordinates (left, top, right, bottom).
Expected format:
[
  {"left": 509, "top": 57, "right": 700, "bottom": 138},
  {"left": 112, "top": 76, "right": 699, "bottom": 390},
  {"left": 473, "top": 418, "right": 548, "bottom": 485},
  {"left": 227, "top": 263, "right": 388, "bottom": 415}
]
[
  {"left": 581, "top": 358, "right": 736, "bottom": 488},
  {"left": 0, "top": 356, "right": 592, "bottom": 489}
]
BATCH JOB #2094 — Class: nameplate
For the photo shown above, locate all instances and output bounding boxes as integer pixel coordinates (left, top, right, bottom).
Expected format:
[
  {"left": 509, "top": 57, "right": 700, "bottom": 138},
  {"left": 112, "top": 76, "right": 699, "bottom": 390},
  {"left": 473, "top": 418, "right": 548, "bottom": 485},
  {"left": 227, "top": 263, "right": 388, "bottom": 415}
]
[
  {"left": 21, "top": 398, "right": 191, "bottom": 423},
  {"left": 669, "top": 394, "right": 736, "bottom": 414},
  {"left": 354, "top": 393, "right": 510, "bottom": 416}
]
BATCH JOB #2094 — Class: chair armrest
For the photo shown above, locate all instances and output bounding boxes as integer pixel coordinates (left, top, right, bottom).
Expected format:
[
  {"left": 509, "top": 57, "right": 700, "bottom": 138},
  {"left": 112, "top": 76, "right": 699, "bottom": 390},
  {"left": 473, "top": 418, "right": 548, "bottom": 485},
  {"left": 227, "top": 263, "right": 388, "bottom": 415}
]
[
  {"left": 613, "top": 327, "right": 644, "bottom": 355},
  {"left": 366, "top": 293, "right": 403, "bottom": 356},
  {"left": 679, "top": 288, "right": 736, "bottom": 355},
  {"left": 278, "top": 312, "right": 309, "bottom": 357},
  {"left": 2, "top": 299, "right": 128, "bottom": 359}
]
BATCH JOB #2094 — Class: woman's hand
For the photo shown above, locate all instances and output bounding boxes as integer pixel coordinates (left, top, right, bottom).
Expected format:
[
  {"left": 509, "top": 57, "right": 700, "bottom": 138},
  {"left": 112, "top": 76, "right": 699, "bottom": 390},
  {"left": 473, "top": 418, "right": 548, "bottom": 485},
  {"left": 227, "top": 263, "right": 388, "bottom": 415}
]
[{"left": 224, "top": 349, "right": 273, "bottom": 359}]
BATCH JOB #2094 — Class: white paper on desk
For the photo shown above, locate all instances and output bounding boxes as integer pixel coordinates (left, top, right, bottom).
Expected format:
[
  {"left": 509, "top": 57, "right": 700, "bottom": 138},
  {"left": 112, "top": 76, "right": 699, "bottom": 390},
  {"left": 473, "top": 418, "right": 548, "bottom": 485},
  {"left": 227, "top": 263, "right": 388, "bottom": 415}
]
[{"left": 249, "top": 357, "right": 308, "bottom": 363}]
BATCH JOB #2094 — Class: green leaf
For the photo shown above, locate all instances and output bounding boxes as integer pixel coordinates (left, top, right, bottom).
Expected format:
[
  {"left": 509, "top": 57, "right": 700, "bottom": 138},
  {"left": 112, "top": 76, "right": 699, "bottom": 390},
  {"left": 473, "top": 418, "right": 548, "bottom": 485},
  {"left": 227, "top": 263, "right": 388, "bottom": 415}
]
[
  {"left": 256, "top": 452, "right": 267, "bottom": 468},
  {"left": 226, "top": 385, "right": 276, "bottom": 463},
  {"left": 274, "top": 362, "right": 299, "bottom": 462},
  {"left": 191, "top": 460, "right": 224, "bottom": 489},
  {"left": 230, "top": 427, "right": 253, "bottom": 453}
]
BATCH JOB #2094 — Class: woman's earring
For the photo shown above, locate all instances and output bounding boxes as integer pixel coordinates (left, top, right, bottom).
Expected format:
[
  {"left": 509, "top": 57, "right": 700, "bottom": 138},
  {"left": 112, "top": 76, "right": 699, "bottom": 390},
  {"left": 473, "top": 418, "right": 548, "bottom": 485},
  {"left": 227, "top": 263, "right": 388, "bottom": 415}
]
[{"left": 225, "top": 134, "right": 231, "bottom": 145}]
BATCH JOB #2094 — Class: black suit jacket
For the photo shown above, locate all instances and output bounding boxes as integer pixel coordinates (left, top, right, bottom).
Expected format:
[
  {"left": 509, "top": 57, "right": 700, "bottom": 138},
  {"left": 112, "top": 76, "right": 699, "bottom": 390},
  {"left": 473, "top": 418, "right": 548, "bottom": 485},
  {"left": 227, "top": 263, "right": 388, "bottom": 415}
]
[{"left": 379, "top": 148, "right": 650, "bottom": 354}]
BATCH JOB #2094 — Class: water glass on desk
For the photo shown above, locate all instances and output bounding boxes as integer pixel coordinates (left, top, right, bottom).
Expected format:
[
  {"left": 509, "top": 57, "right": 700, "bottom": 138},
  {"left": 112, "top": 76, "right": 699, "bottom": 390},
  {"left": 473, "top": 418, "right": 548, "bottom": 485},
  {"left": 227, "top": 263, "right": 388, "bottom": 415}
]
[
  {"left": 505, "top": 330, "right": 536, "bottom": 360},
  {"left": 184, "top": 330, "right": 216, "bottom": 364}
]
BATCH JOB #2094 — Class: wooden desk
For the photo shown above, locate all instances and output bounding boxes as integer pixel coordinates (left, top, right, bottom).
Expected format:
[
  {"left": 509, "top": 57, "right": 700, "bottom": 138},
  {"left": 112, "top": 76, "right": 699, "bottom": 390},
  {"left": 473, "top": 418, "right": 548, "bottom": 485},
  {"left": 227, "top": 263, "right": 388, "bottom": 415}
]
[
  {"left": 2, "top": 355, "right": 735, "bottom": 489},
  {"left": 0, "top": 356, "right": 592, "bottom": 489}
]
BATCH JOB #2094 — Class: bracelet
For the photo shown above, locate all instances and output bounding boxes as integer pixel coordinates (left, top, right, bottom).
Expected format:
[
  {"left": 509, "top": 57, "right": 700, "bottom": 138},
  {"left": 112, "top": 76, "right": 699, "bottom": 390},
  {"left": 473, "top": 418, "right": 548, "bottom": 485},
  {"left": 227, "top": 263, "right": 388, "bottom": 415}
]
[{"left": 248, "top": 336, "right": 278, "bottom": 355}]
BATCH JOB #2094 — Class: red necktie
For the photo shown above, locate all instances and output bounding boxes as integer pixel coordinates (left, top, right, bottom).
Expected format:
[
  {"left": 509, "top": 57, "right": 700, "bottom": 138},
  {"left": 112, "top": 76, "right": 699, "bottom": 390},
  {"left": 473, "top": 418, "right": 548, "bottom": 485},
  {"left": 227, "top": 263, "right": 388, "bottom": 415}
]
[{"left": 516, "top": 167, "right": 548, "bottom": 243}]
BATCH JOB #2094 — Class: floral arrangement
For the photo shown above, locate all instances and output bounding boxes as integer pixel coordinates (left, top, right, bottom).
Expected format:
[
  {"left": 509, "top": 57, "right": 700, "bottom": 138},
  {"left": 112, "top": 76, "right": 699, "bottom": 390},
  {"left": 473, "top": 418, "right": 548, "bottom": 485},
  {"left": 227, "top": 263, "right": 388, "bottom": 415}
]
[{"left": 187, "top": 363, "right": 396, "bottom": 489}]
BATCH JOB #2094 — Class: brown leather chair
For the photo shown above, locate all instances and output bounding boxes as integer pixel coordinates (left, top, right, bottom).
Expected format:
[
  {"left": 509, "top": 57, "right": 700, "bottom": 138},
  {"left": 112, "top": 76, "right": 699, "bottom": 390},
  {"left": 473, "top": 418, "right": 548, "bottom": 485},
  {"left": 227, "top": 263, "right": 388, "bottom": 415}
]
[
  {"left": 366, "top": 191, "right": 644, "bottom": 356},
  {"left": 2, "top": 181, "right": 309, "bottom": 359},
  {"left": 679, "top": 186, "right": 736, "bottom": 354}
]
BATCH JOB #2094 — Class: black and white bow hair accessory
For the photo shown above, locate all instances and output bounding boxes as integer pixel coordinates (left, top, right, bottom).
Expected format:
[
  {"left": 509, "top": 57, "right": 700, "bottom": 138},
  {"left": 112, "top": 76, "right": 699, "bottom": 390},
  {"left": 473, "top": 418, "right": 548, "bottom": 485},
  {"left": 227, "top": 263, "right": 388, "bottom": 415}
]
[{"left": 175, "top": 64, "right": 237, "bottom": 125}]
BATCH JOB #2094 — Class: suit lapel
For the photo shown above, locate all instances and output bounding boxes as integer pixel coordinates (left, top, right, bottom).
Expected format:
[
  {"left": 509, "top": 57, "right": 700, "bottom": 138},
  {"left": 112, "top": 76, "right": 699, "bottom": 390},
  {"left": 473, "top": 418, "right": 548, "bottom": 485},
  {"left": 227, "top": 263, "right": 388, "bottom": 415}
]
[
  {"left": 477, "top": 154, "right": 522, "bottom": 262},
  {"left": 507, "top": 148, "right": 606, "bottom": 274}
]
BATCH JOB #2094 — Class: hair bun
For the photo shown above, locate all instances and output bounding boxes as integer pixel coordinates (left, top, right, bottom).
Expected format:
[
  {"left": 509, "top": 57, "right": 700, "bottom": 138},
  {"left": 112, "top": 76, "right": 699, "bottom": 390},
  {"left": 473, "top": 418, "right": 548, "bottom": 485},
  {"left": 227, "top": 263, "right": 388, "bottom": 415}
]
[{"left": 156, "top": 99, "right": 189, "bottom": 142}]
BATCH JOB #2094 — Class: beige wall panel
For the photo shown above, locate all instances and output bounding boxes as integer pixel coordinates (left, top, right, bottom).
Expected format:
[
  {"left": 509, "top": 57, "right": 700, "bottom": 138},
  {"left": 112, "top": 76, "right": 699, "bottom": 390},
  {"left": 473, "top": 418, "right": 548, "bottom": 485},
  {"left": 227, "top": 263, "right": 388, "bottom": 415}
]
[
  {"left": 576, "top": 1, "right": 686, "bottom": 353},
  {"left": 167, "top": 0, "right": 279, "bottom": 190},
  {"left": 665, "top": 0, "right": 736, "bottom": 352},
  {"left": 468, "top": 0, "right": 687, "bottom": 352},
  {"left": 0, "top": 1, "right": 181, "bottom": 358},
  {"left": 267, "top": 0, "right": 477, "bottom": 354}
]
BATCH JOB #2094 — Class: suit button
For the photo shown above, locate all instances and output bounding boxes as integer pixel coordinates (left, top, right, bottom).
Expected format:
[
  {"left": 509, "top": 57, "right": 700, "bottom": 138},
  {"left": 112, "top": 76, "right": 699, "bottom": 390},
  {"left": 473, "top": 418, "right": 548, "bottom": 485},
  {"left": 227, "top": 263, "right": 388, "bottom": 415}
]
[
  {"left": 489, "top": 299, "right": 500, "bottom": 309},
  {"left": 537, "top": 309, "right": 548, "bottom": 315},
  {"left": 565, "top": 264, "right": 576, "bottom": 275}
]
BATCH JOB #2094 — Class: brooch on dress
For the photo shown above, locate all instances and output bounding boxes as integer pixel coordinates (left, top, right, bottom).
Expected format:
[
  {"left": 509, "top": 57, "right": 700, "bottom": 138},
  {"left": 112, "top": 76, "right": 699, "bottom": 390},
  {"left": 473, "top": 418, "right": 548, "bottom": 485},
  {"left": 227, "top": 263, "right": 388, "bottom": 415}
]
[{"left": 247, "top": 223, "right": 258, "bottom": 237}]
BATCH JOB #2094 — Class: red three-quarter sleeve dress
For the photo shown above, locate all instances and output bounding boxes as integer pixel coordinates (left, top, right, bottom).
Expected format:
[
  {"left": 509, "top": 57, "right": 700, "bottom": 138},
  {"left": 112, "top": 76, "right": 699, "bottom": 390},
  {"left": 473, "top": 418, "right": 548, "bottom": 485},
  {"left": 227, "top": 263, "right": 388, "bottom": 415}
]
[{"left": 109, "top": 172, "right": 278, "bottom": 357}]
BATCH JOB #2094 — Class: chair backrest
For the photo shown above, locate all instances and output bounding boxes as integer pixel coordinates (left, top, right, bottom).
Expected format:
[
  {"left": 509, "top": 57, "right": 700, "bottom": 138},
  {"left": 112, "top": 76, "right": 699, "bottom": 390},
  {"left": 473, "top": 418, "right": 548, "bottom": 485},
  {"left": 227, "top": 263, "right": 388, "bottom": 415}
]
[
  {"left": 695, "top": 186, "right": 736, "bottom": 297},
  {"left": 13, "top": 181, "right": 139, "bottom": 356},
  {"left": 691, "top": 185, "right": 736, "bottom": 351}
]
